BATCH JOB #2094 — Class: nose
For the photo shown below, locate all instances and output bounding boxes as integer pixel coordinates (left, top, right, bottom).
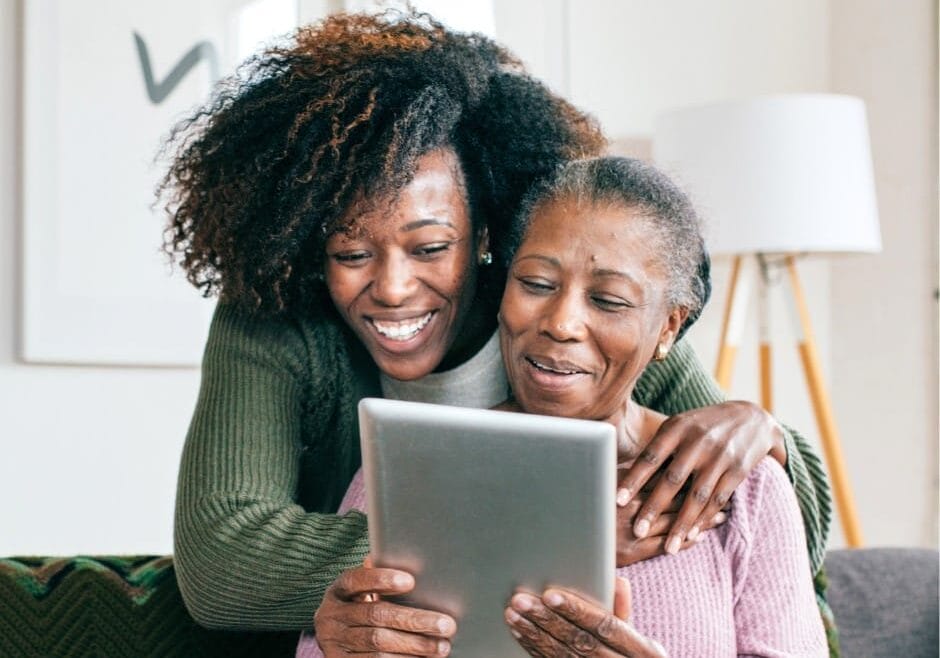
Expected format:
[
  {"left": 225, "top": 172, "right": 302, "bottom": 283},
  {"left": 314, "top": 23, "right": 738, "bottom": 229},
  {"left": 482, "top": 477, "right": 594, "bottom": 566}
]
[
  {"left": 539, "top": 288, "right": 588, "bottom": 342},
  {"left": 370, "top": 252, "right": 418, "bottom": 307}
]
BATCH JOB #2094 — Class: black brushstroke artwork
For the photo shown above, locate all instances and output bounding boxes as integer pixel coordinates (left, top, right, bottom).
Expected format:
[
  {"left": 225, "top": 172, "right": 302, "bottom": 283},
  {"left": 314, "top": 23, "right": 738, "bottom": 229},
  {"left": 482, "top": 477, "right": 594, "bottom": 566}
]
[{"left": 133, "top": 31, "right": 219, "bottom": 104}]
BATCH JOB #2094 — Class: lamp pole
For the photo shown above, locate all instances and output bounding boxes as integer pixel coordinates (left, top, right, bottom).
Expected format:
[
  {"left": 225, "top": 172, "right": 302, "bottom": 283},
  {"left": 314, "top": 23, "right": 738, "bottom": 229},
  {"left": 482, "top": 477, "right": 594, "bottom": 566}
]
[{"left": 713, "top": 254, "right": 864, "bottom": 547}]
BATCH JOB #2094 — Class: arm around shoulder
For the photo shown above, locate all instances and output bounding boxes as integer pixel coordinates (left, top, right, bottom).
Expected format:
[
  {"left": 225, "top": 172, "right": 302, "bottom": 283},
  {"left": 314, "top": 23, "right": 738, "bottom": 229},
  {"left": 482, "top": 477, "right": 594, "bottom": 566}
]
[
  {"left": 174, "top": 303, "right": 369, "bottom": 631},
  {"left": 634, "top": 339, "right": 832, "bottom": 575}
]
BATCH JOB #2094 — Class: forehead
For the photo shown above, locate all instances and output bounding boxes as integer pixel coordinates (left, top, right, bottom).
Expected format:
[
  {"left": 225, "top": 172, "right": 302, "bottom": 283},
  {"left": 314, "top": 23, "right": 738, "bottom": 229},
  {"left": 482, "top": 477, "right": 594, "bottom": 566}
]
[
  {"left": 334, "top": 148, "right": 471, "bottom": 238},
  {"left": 524, "top": 197, "right": 657, "bottom": 258}
]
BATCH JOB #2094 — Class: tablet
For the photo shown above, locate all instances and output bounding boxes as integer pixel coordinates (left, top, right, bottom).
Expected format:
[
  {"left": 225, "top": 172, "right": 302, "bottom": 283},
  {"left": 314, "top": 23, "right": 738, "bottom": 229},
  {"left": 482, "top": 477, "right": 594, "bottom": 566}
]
[{"left": 358, "top": 397, "right": 616, "bottom": 657}]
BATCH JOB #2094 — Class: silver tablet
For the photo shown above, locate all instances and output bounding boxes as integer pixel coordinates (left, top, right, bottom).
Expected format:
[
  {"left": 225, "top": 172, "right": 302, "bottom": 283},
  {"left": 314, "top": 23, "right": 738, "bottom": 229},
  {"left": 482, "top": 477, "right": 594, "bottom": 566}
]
[{"left": 359, "top": 398, "right": 616, "bottom": 657}]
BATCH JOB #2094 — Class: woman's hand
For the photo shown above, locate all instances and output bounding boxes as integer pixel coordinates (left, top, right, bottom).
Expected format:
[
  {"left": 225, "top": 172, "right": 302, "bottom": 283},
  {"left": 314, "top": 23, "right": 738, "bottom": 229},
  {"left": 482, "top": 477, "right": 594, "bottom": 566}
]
[
  {"left": 314, "top": 559, "right": 456, "bottom": 657},
  {"left": 615, "top": 487, "right": 725, "bottom": 566},
  {"left": 617, "top": 400, "right": 786, "bottom": 556},
  {"left": 505, "top": 577, "right": 667, "bottom": 657}
]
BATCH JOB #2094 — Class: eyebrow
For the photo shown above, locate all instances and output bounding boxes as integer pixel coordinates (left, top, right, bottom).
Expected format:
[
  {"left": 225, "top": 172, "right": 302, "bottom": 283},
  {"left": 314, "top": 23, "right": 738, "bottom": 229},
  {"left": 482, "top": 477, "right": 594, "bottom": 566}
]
[
  {"left": 516, "top": 254, "right": 559, "bottom": 267},
  {"left": 593, "top": 267, "right": 642, "bottom": 286},
  {"left": 516, "top": 254, "right": 641, "bottom": 285},
  {"left": 401, "top": 219, "right": 456, "bottom": 232}
]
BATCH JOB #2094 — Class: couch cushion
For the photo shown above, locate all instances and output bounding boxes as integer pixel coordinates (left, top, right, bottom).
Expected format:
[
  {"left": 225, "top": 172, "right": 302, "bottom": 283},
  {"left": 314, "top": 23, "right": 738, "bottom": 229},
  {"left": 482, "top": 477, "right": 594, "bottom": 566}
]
[
  {"left": 825, "top": 547, "right": 939, "bottom": 658},
  {"left": 0, "top": 556, "right": 298, "bottom": 657}
]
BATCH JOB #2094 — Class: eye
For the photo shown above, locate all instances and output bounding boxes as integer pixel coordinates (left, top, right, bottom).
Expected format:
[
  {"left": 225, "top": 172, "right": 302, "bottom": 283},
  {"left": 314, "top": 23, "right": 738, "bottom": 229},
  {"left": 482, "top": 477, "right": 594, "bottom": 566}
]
[
  {"left": 413, "top": 242, "right": 454, "bottom": 259},
  {"left": 591, "top": 295, "right": 633, "bottom": 311},
  {"left": 518, "top": 277, "right": 555, "bottom": 294},
  {"left": 330, "top": 250, "right": 371, "bottom": 266}
]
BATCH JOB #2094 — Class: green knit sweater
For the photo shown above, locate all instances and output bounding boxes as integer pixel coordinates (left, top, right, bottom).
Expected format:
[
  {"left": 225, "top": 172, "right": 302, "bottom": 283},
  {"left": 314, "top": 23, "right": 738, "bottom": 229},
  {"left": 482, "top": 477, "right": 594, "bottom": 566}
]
[{"left": 174, "top": 303, "right": 832, "bottom": 631}]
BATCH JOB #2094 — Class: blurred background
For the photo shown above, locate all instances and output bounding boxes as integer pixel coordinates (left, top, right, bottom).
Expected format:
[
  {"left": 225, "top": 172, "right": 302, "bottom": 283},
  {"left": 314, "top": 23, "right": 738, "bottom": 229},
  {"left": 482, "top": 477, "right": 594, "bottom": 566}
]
[{"left": 1, "top": 0, "right": 936, "bottom": 555}]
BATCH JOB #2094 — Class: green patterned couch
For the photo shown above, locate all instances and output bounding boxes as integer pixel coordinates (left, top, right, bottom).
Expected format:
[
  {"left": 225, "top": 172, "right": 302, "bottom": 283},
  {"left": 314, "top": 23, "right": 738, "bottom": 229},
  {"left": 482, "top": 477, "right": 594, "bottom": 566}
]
[{"left": 0, "top": 556, "right": 297, "bottom": 657}]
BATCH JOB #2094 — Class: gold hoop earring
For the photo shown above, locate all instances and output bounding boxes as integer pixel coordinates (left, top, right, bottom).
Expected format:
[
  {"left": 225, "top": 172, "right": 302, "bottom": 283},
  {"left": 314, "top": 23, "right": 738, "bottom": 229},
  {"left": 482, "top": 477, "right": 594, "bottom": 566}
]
[
  {"left": 654, "top": 344, "right": 669, "bottom": 361},
  {"left": 479, "top": 251, "right": 493, "bottom": 266}
]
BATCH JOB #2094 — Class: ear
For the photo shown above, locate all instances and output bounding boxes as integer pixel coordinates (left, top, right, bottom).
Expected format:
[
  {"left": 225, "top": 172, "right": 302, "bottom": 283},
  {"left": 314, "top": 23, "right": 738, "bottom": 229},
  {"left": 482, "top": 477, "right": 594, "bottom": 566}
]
[{"left": 657, "top": 306, "right": 689, "bottom": 352}]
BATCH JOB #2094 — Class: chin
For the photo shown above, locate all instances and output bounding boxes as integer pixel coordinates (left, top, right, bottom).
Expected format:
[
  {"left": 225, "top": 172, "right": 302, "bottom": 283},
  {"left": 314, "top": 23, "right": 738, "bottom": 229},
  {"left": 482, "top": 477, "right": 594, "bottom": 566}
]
[
  {"left": 516, "top": 391, "right": 585, "bottom": 419},
  {"left": 376, "top": 355, "right": 438, "bottom": 382}
]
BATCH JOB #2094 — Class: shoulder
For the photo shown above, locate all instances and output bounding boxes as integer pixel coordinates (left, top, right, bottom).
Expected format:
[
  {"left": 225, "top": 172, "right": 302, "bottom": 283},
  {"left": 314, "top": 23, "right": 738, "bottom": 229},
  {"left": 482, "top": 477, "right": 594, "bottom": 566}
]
[
  {"left": 726, "top": 457, "right": 803, "bottom": 548},
  {"left": 206, "top": 302, "right": 354, "bottom": 384}
]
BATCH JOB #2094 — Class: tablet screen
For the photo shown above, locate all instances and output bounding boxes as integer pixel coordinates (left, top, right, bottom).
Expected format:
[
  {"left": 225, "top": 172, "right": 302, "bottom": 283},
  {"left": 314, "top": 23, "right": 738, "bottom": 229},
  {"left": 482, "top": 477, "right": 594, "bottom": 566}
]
[{"left": 359, "top": 398, "right": 616, "bottom": 657}]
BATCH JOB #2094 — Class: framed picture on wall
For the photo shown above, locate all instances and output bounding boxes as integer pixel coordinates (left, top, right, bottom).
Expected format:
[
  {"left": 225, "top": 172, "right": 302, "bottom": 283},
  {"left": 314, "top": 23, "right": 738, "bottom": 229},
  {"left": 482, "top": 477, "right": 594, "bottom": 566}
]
[{"left": 21, "top": 0, "right": 301, "bottom": 365}]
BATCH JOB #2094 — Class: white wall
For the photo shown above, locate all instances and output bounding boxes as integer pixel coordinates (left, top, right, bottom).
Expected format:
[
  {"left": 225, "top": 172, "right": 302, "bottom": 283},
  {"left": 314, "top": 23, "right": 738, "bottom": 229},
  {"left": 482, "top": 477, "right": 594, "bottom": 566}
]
[
  {"left": 0, "top": 0, "right": 201, "bottom": 554},
  {"left": 1, "top": 0, "right": 936, "bottom": 555},
  {"left": 828, "top": 0, "right": 938, "bottom": 547}
]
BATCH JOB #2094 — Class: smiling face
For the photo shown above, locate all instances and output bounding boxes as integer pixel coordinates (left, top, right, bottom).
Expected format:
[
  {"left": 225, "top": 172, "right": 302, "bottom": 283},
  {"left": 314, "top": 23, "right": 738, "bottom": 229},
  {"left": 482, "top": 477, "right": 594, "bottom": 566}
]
[
  {"left": 499, "top": 197, "right": 686, "bottom": 421},
  {"left": 325, "top": 148, "right": 488, "bottom": 381}
]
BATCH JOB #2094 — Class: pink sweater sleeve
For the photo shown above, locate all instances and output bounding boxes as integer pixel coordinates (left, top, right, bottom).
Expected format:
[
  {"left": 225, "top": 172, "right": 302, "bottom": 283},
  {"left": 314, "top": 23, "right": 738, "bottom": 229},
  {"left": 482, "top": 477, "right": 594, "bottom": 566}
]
[{"left": 727, "top": 459, "right": 827, "bottom": 658}]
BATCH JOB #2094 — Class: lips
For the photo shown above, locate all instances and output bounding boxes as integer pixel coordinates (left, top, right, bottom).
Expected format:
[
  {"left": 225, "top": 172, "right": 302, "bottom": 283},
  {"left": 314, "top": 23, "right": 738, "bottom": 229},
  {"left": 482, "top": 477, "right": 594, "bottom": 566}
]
[
  {"left": 368, "top": 311, "right": 435, "bottom": 343},
  {"left": 517, "top": 353, "right": 591, "bottom": 397},
  {"left": 525, "top": 355, "right": 588, "bottom": 375}
]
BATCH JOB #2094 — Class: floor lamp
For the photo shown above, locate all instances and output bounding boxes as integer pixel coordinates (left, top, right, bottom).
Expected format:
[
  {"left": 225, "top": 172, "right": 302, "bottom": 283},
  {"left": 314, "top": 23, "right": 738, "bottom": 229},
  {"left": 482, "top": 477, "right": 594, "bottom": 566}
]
[{"left": 653, "top": 95, "right": 881, "bottom": 548}]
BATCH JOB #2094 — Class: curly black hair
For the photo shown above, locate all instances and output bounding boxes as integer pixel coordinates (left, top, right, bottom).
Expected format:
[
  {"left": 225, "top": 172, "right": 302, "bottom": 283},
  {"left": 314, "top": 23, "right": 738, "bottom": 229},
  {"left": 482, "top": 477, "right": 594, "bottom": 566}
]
[{"left": 159, "top": 10, "right": 605, "bottom": 316}]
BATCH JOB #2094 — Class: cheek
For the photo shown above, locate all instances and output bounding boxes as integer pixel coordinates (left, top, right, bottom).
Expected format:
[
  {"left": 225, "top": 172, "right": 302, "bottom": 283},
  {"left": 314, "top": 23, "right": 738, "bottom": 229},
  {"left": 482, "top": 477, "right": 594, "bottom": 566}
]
[
  {"left": 599, "top": 323, "right": 645, "bottom": 371},
  {"left": 499, "top": 289, "right": 543, "bottom": 339},
  {"left": 497, "top": 289, "right": 522, "bottom": 334},
  {"left": 442, "top": 255, "right": 476, "bottom": 301},
  {"left": 324, "top": 266, "right": 361, "bottom": 309}
]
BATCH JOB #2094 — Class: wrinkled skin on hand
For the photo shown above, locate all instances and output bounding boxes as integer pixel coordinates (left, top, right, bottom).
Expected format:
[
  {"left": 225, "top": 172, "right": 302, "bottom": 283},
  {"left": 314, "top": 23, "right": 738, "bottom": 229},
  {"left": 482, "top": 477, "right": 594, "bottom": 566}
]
[
  {"left": 314, "top": 557, "right": 457, "bottom": 657},
  {"left": 616, "top": 400, "right": 786, "bottom": 559},
  {"left": 505, "top": 577, "right": 668, "bottom": 657}
]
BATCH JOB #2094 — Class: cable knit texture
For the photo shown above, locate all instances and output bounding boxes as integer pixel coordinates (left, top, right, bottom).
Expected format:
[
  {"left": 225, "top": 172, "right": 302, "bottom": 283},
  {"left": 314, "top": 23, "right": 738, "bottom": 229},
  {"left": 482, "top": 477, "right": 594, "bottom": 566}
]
[
  {"left": 297, "top": 459, "right": 826, "bottom": 657},
  {"left": 173, "top": 303, "right": 831, "bottom": 630}
]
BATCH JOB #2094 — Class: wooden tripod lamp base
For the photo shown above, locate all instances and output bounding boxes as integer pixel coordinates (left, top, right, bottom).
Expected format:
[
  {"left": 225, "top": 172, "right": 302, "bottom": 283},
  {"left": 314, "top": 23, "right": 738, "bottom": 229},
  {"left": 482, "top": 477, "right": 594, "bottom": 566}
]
[{"left": 715, "top": 254, "right": 864, "bottom": 547}]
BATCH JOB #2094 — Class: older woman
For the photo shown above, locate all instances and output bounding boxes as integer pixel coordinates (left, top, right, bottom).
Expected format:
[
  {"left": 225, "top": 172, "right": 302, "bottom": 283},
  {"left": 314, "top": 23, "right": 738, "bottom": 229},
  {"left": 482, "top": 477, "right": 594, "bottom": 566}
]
[
  {"left": 499, "top": 157, "right": 827, "bottom": 656},
  {"left": 304, "top": 158, "right": 827, "bottom": 657},
  {"left": 161, "top": 10, "right": 831, "bottom": 638}
]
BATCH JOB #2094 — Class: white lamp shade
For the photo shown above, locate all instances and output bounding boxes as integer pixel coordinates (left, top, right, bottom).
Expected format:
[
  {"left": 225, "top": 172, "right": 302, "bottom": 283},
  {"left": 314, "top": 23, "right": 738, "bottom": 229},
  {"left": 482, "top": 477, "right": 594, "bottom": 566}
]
[{"left": 653, "top": 94, "right": 881, "bottom": 255}]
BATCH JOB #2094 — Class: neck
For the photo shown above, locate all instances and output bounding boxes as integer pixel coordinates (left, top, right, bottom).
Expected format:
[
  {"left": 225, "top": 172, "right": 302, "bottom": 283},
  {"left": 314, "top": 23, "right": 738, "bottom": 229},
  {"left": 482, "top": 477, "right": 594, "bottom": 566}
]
[
  {"left": 435, "top": 293, "right": 498, "bottom": 372},
  {"left": 605, "top": 397, "right": 667, "bottom": 465}
]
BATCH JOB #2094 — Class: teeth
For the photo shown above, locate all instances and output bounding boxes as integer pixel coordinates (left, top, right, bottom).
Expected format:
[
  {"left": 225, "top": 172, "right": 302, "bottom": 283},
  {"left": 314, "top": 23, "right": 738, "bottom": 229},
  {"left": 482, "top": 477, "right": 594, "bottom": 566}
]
[
  {"left": 529, "top": 358, "right": 579, "bottom": 375},
  {"left": 372, "top": 312, "right": 433, "bottom": 341}
]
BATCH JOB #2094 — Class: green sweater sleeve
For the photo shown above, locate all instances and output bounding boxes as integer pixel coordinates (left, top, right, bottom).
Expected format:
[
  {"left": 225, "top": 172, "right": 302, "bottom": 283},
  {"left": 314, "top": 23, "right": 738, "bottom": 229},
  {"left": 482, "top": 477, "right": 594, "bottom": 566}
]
[
  {"left": 174, "top": 305, "right": 369, "bottom": 631},
  {"left": 632, "top": 340, "right": 833, "bottom": 576}
]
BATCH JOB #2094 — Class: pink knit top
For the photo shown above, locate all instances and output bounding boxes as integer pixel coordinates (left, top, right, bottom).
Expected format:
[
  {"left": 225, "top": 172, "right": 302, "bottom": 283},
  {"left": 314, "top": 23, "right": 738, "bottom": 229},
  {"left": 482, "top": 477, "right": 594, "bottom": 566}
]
[{"left": 297, "top": 458, "right": 826, "bottom": 657}]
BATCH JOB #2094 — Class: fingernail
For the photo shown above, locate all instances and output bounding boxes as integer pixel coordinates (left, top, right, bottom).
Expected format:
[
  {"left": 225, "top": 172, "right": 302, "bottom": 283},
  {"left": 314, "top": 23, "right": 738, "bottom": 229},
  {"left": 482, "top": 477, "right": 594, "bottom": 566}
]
[
  {"left": 437, "top": 617, "right": 455, "bottom": 634},
  {"left": 392, "top": 572, "right": 412, "bottom": 588},
  {"left": 510, "top": 628, "right": 522, "bottom": 639},
  {"left": 687, "top": 526, "right": 700, "bottom": 542},
  {"left": 512, "top": 593, "right": 535, "bottom": 611},
  {"left": 544, "top": 590, "right": 563, "bottom": 607},
  {"left": 436, "top": 639, "right": 450, "bottom": 656},
  {"left": 665, "top": 535, "right": 681, "bottom": 555},
  {"left": 506, "top": 608, "right": 522, "bottom": 623},
  {"left": 634, "top": 518, "right": 650, "bottom": 538},
  {"left": 713, "top": 512, "right": 727, "bottom": 524},
  {"left": 616, "top": 487, "right": 631, "bottom": 506}
]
